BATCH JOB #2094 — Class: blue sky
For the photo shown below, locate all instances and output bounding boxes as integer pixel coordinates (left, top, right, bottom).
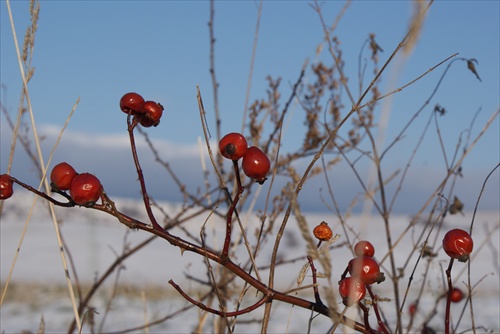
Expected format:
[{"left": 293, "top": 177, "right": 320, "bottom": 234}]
[{"left": 1, "top": 1, "right": 499, "bottom": 214}]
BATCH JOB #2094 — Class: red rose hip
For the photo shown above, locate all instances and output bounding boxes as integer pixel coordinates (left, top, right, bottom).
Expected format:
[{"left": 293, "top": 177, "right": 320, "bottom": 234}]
[
  {"left": 219, "top": 132, "right": 248, "bottom": 161},
  {"left": 69, "top": 173, "right": 102, "bottom": 206},
  {"left": 242, "top": 146, "right": 270, "bottom": 184},
  {"left": 450, "top": 287, "right": 464, "bottom": 303},
  {"left": 339, "top": 277, "right": 366, "bottom": 307},
  {"left": 50, "top": 162, "right": 78, "bottom": 191},
  {"left": 354, "top": 240, "right": 375, "bottom": 258},
  {"left": 120, "top": 92, "right": 145, "bottom": 115},
  {"left": 0, "top": 174, "right": 14, "bottom": 200},
  {"left": 442, "top": 229, "right": 473, "bottom": 262},
  {"left": 140, "top": 101, "right": 164, "bottom": 127},
  {"left": 348, "top": 256, "right": 385, "bottom": 285}
]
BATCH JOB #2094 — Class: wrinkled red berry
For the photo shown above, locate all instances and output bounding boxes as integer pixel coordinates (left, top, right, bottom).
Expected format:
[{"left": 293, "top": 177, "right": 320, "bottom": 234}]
[{"left": 313, "top": 221, "right": 333, "bottom": 241}]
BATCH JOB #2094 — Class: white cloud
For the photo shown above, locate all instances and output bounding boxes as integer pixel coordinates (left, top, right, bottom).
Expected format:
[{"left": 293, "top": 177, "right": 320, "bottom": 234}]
[{"left": 2, "top": 123, "right": 498, "bottom": 214}]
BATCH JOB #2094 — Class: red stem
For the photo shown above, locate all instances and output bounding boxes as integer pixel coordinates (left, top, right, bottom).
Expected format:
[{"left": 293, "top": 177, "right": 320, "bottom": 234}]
[
  {"left": 127, "top": 115, "right": 163, "bottom": 231},
  {"left": 10, "top": 176, "right": 74, "bottom": 207},
  {"left": 357, "top": 301, "right": 374, "bottom": 334},
  {"left": 445, "top": 258, "right": 454, "bottom": 334},
  {"left": 221, "top": 160, "right": 244, "bottom": 258},
  {"left": 169, "top": 279, "right": 270, "bottom": 316},
  {"left": 366, "top": 285, "right": 389, "bottom": 334},
  {"left": 306, "top": 255, "right": 324, "bottom": 306},
  {"left": 14, "top": 175, "right": 370, "bottom": 333}
]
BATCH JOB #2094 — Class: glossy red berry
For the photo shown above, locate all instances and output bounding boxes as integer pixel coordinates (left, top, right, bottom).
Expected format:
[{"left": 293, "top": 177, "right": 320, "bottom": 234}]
[
  {"left": 313, "top": 221, "right": 333, "bottom": 241},
  {"left": 140, "top": 101, "right": 164, "bottom": 127},
  {"left": 354, "top": 240, "right": 375, "bottom": 258},
  {"left": 348, "top": 256, "right": 385, "bottom": 285},
  {"left": 338, "top": 277, "right": 366, "bottom": 306},
  {"left": 69, "top": 173, "right": 102, "bottom": 206},
  {"left": 120, "top": 92, "right": 145, "bottom": 115},
  {"left": 219, "top": 132, "right": 248, "bottom": 161},
  {"left": 442, "top": 229, "right": 473, "bottom": 262},
  {"left": 0, "top": 174, "right": 14, "bottom": 200},
  {"left": 50, "top": 162, "right": 78, "bottom": 191},
  {"left": 242, "top": 146, "right": 270, "bottom": 184},
  {"left": 450, "top": 287, "right": 464, "bottom": 303}
]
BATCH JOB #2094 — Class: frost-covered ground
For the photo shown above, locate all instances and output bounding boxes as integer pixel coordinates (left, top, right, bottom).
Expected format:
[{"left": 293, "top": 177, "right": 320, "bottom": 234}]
[{"left": 1, "top": 191, "right": 499, "bottom": 333}]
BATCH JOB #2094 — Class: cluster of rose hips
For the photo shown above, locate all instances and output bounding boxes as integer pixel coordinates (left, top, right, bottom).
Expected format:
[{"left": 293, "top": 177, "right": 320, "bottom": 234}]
[
  {"left": 338, "top": 240, "right": 385, "bottom": 306},
  {"left": 311, "top": 223, "right": 385, "bottom": 307},
  {"left": 50, "top": 162, "right": 103, "bottom": 206},
  {"left": 0, "top": 163, "right": 103, "bottom": 207},
  {"left": 120, "top": 92, "right": 164, "bottom": 127},
  {"left": 218, "top": 132, "right": 270, "bottom": 184}
]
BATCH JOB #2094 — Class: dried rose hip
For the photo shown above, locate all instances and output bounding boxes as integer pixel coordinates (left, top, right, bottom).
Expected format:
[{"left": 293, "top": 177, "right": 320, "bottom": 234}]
[{"left": 313, "top": 221, "right": 333, "bottom": 241}]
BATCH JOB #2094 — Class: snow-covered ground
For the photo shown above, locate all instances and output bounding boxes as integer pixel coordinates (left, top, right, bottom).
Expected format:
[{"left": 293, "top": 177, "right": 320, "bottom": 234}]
[{"left": 1, "top": 191, "right": 499, "bottom": 333}]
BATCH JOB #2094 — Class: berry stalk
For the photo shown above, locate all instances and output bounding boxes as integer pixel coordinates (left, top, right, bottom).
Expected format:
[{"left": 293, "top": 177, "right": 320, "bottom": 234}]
[{"left": 127, "top": 115, "right": 163, "bottom": 231}]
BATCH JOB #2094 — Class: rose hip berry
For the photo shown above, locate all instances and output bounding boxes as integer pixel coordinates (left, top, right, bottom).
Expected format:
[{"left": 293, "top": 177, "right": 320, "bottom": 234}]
[
  {"left": 0, "top": 174, "right": 14, "bottom": 200},
  {"left": 140, "top": 101, "right": 164, "bottom": 127},
  {"left": 219, "top": 132, "right": 248, "bottom": 161},
  {"left": 442, "top": 228, "right": 474, "bottom": 262},
  {"left": 50, "top": 162, "right": 78, "bottom": 191},
  {"left": 338, "top": 277, "right": 366, "bottom": 307},
  {"left": 450, "top": 287, "right": 464, "bottom": 303},
  {"left": 69, "top": 173, "right": 102, "bottom": 206},
  {"left": 120, "top": 92, "right": 145, "bottom": 115},
  {"left": 242, "top": 146, "right": 270, "bottom": 184},
  {"left": 313, "top": 221, "right": 333, "bottom": 241},
  {"left": 354, "top": 240, "right": 375, "bottom": 258},
  {"left": 348, "top": 256, "right": 385, "bottom": 285},
  {"left": 408, "top": 302, "right": 417, "bottom": 316}
]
